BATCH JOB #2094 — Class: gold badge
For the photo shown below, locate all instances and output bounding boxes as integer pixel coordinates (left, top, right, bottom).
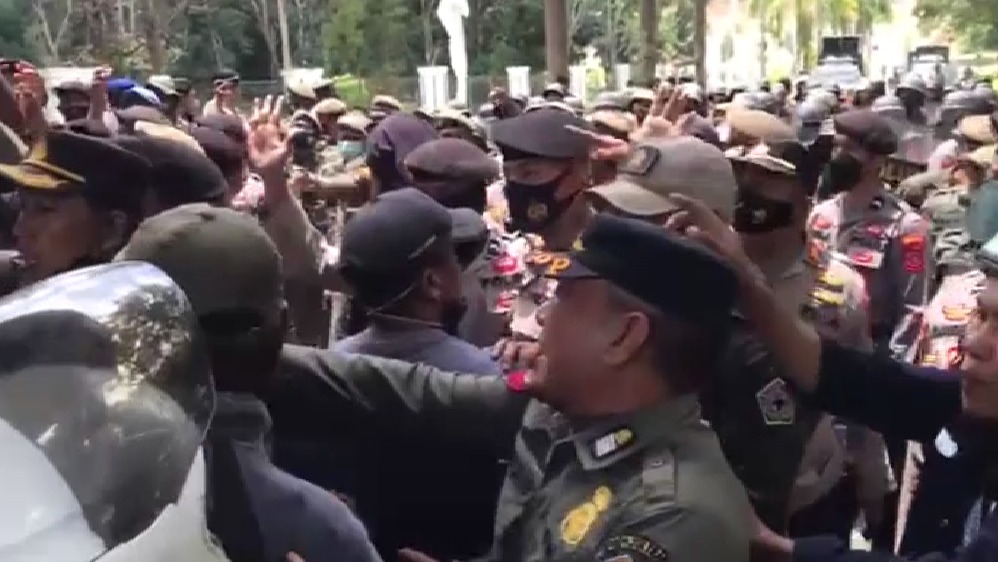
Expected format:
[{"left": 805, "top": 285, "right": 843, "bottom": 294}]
[
  {"left": 527, "top": 202, "right": 548, "bottom": 221},
  {"left": 818, "top": 270, "right": 844, "bottom": 288},
  {"left": 592, "top": 486, "right": 613, "bottom": 511},
  {"left": 560, "top": 502, "right": 599, "bottom": 546}
]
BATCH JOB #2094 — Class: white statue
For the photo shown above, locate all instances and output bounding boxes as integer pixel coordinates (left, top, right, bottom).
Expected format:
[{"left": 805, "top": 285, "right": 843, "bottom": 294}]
[{"left": 436, "top": 0, "right": 469, "bottom": 104}]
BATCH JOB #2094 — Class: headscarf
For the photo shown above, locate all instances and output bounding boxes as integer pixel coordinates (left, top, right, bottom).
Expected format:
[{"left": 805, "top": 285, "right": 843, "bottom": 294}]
[{"left": 365, "top": 113, "right": 438, "bottom": 193}]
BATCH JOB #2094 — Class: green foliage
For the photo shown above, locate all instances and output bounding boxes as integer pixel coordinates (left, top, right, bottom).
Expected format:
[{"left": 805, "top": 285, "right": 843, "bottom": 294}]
[
  {"left": 0, "top": 0, "right": 36, "bottom": 60},
  {"left": 915, "top": 0, "right": 998, "bottom": 50}
]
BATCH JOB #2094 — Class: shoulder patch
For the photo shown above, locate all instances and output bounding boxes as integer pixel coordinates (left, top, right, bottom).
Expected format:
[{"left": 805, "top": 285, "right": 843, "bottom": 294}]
[
  {"left": 756, "top": 378, "right": 795, "bottom": 425},
  {"left": 598, "top": 535, "right": 670, "bottom": 562}
]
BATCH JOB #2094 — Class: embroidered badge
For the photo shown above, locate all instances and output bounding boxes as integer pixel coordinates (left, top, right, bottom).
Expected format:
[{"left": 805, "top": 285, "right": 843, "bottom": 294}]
[
  {"left": 597, "top": 535, "right": 670, "bottom": 562},
  {"left": 756, "top": 378, "right": 795, "bottom": 426},
  {"left": 560, "top": 486, "right": 613, "bottom": 547},
  {"left": 592, "top": 486, "right": 613, "bottom": 512},
  {"left": 942, "top": 305, "right": 974, "bottom": 323},
  {"left": 591, "top": 428, "right": 635, "bottom": 459}
]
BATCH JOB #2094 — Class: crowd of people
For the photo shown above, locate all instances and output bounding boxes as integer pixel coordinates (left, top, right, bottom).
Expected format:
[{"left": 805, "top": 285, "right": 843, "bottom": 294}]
[{"left": 1, "top": 57, "right": 998, "bottom": 562}]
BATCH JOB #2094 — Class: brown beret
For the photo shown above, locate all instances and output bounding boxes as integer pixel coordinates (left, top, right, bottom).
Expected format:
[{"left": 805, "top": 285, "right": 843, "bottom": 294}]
[
  {"left": 313, "top": 98, "right": 348, "bottom": 116},
  {"left": 404, "top": 138, "right": 500, "bottom": 182},
  {"left": 833, "top": 109, "right": 898, "bottom": 155}
]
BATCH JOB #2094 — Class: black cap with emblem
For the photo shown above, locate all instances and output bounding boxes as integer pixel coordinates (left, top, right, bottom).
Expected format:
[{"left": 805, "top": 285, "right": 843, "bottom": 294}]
[
  {"left": 0, "top": 130, "right": 151, "bottom": 215},
  {"left": 491, "top": 108, "right": 592, "bottom": 160},
  {"left": 527, "top": 214, "right": 738, "bottom": 328}
]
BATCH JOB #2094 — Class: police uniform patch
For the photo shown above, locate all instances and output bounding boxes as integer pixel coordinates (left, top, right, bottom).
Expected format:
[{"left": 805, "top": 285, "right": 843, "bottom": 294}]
[
  {"left": 592, "top": 486, "right": 613, "bottom": 511},
  {"left": 756, "top": 378, "right": 795, "bottom": 425},
  {"left": 597, "top": 535, "right": 670, "bottom": 562},
  {"left": 942, "top": 304, "right": 974, "bottom": 323},
  {"left": 902, "top": 234, "right": 926, "bottom": 273}
]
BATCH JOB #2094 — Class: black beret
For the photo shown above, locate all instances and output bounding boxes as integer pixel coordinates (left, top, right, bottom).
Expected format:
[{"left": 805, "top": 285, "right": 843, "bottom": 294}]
[
  {"left": 193, "top": 113, "right": 248, "bottom": 145},
  {"left": 491, "top": 108, "right": 592, "bottom": 160},
  {"left": 189, "top": 126, "right": 246, "bottom": 174},
  {"left": 404, "top": 138, "right": 499, "bottom": 182},
  {"left": 0, "top": 130, "right": 150, "bottom": 213},
  {"left": 528, "top": 214, "right": 737, "bottom": 328},
  {"left": 114, "top": 133, "right": 228, "bottom": 207},
  {"left": 833, "top": 109, "right": 898, "bottom": 155}
]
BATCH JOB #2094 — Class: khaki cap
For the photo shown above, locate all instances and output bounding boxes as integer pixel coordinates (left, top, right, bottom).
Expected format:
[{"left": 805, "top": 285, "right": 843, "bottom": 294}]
[
  {"left": 957, "top": 115, "right": 997, "bottom": 145},
  {"left": 958, "top": 144, "right": 997, "bottom": 168},
  {"left": 587, "top": 136, "right": 737, "bottom": 221},
  {"left": 371, "top": 95, "right": 402, "bottom": 111},
  {"left": 727, "top": 141, "right": 806, "bottom": 177},
  {"left": 313, "top": 98, "right": 348, "bottom": 116},
  {"left": 434, "top": 108, "right": 476, "bottom": 131},
  {"left": 287, "top": 81, "right": 316, "bottom": 99},
  {"left": 727, "top": 109, "right": 796, "bottom": 143},
  {"left": 339, "top": 111, "right": 372, "bottom": 134},
  {"left": 587, "top": 110, "right": 637, "bottom": 138},
  {"left": 134, "top": 121, "right": 205, "bottom": 155}
]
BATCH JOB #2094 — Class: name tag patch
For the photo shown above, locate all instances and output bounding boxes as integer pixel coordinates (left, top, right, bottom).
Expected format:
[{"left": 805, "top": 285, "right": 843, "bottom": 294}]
[{"left": 591, "top": 428, "right": 635, "bottom": 459}]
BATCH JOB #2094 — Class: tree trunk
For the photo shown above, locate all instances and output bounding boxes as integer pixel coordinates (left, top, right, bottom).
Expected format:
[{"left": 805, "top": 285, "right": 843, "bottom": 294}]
[
  {"left": 693, "top": 0, "right": 706, "bottom": 85},
  {"left": 544, "top": 0, "right": 569, "bottom": 81},
  {"left": 143, "top": 0, "right": 166, "bottom": 71},
  {"left": 757, "top": 3, "right": 766, "bottom": 80},
  {"left": 639, "top": 0, "right": 658, "bottom": 84}
]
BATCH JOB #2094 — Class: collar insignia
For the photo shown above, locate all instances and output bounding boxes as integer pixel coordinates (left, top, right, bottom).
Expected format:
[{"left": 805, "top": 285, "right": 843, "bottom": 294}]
[{"left": 591, "top": 427, "right": 635, "bottom": 459}]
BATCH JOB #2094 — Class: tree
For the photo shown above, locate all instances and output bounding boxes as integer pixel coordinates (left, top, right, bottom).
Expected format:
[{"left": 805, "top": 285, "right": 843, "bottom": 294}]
[{"left": 915, "top": 0, "right": 998, "bottom": 51}]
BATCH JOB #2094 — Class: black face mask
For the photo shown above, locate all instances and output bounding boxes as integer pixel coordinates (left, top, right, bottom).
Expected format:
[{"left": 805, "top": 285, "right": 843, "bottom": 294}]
[
  {"left": 733, "top": 188, "right": 796, "bottom": 233},
  {"left": 438, "top": 185, "right": 487, "bottom": 215},
  {"left": 441, "top": 298, "right": 468, "bottom": 336},
  {"left": 824, "top": 152, "right": 865, "bottom": 194},
  {"left": 504, "top": 169, "right": 574, "bottom": 234}
]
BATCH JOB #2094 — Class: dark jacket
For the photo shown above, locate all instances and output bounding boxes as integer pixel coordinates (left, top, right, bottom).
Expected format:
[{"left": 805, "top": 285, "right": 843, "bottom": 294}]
[
  {"left": 206, "top": 392, "right": 382, "bottom": 562},
  {"left": 793, "top": 340, "right": 998, "bottom": 562},
  {"left": 265, "top": 347, "right": 527, "bottom": 561}
]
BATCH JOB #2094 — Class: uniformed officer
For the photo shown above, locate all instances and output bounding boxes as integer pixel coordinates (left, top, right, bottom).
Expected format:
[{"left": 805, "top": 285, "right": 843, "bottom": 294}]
[
  {"left": 489, "top": 109, "right": 595, "bottom": 339},
  {"left": 404, "top": 137, "right": 500, "bottom": 213},
  {"left": 668, "top": 192, "right": 998, "bottom": 562},
  {"left": 928, "top": 113, "right": 998, "bottom": 173},
  {"left": 923, "top": 145, "right": 996, "bottom": 284},
  {"left": 896, "top": 73, "right": 929, "bottom": 126},
  {"left": 727, "top": 138, "right": 889, "bottom": 538},
  {"left": 53, "top": 79, "right": 91, "bottom": 122},
  {"left": 274, "top": 213, "right": 754, "bottom": 562},
  {"left": 795, "top": 99, "right": 831, "bottom": 147},
  {"left": 0, "top": 129, "right": 151, "bottom": 287},
  {"left": 313, "top": 98, "right": 350, "bottom": 180},
  {"left": 624, "top": 88, "right": 655, "bottom": 125},
  {"left": 808, "top": 108, "right": 933, "bottom": 550},
  {"left": 808, "top": 109, "right": 932, "bottom": 362},
  {"left": 897, "top": 169, "right": 949, "bottom": 209}
]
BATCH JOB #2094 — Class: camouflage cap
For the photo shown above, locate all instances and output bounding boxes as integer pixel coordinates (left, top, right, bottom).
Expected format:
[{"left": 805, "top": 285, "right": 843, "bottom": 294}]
[
  {"left": 116, "top": 204, "right": 282, "bottom": 317},
  {"left": 587, "top": 136, "right": 737, "bottom": 221}
]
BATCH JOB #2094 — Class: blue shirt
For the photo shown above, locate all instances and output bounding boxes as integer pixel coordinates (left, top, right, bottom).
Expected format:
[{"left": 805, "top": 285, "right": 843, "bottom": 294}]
[{"left": 334, "top": 324, "right": 501, "bottom": 375}]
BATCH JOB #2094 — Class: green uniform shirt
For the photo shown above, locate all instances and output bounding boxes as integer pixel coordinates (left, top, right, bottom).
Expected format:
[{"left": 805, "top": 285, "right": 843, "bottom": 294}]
[
  {"left": 273, "top": 348, "right": 752, "bottom": 562},
  {"left": 492, "top": 395, "right": 751, "bottom": 562}
]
